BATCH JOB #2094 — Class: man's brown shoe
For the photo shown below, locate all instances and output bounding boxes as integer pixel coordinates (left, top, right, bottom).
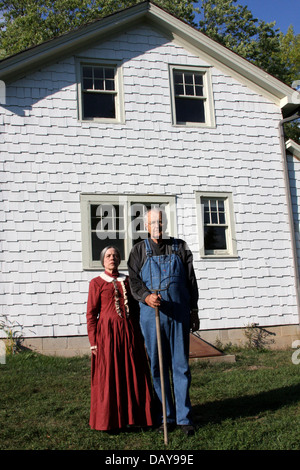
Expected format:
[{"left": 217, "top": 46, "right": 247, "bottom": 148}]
[
  {"left": 180, "top": 425, "right": 195, "bottom": 436},
  {"left": 156, "top": 423, "right": 176, "bottom": 433}
]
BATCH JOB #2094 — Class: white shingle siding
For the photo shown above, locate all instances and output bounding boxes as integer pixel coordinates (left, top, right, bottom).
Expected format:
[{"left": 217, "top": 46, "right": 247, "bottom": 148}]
[
  {"left": 1, "top": 24, "right": 298, "bottom": 338},
  {"left": 288, "top": 153, "right": 300, "bottom": 281}
]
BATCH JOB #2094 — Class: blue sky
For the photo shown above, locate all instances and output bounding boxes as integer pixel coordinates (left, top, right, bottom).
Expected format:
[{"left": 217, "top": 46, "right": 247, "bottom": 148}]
[{"left": 234, "top": 0, "right": 300, "bottom": 34}]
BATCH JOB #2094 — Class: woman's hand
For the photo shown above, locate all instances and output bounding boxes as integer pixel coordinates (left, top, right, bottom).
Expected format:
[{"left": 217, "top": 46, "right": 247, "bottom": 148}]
[{"left": 90, "top": 345, "right": 97, "bottom": 356}]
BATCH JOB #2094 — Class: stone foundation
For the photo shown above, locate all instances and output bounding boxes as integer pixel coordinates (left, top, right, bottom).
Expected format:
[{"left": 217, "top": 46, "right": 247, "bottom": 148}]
[
  {"left": 199, "top": 324, "right": 300, "bottom": 350},
  {"left": 22, "top": 335, "right": 91, "bottom": 357},
  {"left": 20, "top": 323, "right": 300, "bottom": 357}
]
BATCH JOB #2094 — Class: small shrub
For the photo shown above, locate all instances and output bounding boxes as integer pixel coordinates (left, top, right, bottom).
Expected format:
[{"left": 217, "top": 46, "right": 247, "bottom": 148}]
[
  {"left": 0, "top": 315, "right": 23, "bottom": 355},
  {"left": 244, "top": 323, "right": 275, "bottom": 350}
]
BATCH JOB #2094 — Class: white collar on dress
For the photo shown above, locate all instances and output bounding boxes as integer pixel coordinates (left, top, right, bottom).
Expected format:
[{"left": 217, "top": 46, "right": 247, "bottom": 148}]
[{"left": 99, "top": 272, "right": 127, "bottom": 283}]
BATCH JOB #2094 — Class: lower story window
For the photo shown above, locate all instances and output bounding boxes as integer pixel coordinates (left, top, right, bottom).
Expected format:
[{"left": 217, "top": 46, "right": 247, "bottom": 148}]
[
  {"left": 80, "top": 194, "right": 176, "bottom": 270},
  {"left": 196, "top": 192, "right": 237, "bottom": 257}
]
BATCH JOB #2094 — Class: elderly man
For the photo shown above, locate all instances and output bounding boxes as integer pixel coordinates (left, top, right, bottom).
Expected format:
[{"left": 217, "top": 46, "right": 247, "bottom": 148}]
[{"left": 127, "top": 208, "right": 199, "bottom": 436}]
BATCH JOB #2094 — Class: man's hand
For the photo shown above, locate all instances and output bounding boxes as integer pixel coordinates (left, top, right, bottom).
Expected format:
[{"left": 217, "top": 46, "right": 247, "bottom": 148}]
[
  {"left": 145, "top": 293, "right": 161, "bottom": 309},
  {"left": 190, "top": 309, "right": 199, "bottom": 332}
]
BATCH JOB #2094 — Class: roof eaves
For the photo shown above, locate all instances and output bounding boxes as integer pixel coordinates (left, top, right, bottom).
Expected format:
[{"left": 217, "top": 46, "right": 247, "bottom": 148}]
[{"left": 0, "top": 0, "right": 299, "bottom": 114}]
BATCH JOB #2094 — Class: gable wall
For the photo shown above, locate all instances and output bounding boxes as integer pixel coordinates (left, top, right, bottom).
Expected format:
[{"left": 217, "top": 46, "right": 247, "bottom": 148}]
[{"left": 1, "top": 24, "right": 298, "bottom": 339}]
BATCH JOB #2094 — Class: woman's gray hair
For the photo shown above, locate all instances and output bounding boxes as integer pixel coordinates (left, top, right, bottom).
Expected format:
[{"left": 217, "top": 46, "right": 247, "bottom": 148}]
[{"left": 100, "top": 245, "right": 121, "bottom": 267}]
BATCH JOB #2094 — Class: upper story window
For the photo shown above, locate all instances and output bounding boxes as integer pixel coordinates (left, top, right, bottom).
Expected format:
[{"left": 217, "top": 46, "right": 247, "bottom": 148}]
[
  {"left": 169, "top": 65, "right": 215, "bottom": 128},
  {"left": 77, "top": 59, "right": 124, "bottom": 123}
]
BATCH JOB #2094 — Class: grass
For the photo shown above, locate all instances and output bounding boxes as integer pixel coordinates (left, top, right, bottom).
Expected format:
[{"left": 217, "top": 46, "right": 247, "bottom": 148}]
[{"left": 1, "top": 347, "right": 300, "bottom": 451}]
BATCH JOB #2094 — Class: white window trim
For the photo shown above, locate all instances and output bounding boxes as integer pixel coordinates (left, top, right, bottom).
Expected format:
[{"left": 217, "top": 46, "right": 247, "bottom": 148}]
[
  {"left": 80, "top": 193, "right": 177, "bottom": 270},
  {"left": 76, "top": 58, "right": 125, "bottom": 123},
  {"left": 196, "top": 191, "right": 238, "bottom": 258},
  {"left": 169, "top": 64, "right": 215, "bottom": 128}
]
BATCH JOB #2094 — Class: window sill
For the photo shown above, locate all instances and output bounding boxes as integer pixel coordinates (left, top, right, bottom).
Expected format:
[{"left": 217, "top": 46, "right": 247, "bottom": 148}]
[
  {"left": 172, "top": 122, "right": 216, "bottom": 129},
  {"left": 79, "top": 117, "right": 125, "bottom": 124},
  {"left": 200, "top": 254, "right": 239, "bottom": 260}
]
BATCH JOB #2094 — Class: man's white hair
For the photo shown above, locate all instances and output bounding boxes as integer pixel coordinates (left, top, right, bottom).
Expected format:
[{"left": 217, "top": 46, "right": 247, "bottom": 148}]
[
  {"left": 143, "top": 207, "right": 168, "bottom": 230},
  {"left": 144, "top": 207, "right": 163, "bottom": 222}
]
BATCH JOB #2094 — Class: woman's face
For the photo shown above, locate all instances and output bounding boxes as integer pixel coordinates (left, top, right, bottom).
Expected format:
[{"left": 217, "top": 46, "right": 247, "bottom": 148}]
[{"left": 103, "top": 248, "right": 120, "bottom": 273}]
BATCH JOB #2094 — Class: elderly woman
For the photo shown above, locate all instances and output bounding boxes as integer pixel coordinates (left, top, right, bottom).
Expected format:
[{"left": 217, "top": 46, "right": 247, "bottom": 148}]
[{"left": 86, "top": 245, "right": 153, "bottom": 432}]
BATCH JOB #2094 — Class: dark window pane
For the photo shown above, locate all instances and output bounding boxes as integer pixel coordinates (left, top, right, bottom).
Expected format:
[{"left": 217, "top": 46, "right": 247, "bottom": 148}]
[
  {"left": 219, "top": 212, "right": 225, "bottom": 224},
  {"left": 203, "top": 200, "right": 209, "bottom": 210},
  {"left": 195, "top": 85, "right": 204, "bottom": 97},
  {"left": 82, "top": 66, "right": 92, "bottom": 78},
  {"left": 91, "top": 204, "right": 124, "bottom": 231},
  {"left": 94, "top": 68, "right": 104, "bottom": 79},
  {"left": 91, "top": 232, "right": 125, "bottom": 261},
  {"left": 94, "top": 79, "right": 104, "bottom": 90},
  {"left": 184, "top": 73, "right": 193, "bottom": 84},
  {"left": 185, "top": 84, "right": 194, "bottom": 96},
  {"left": 211, "top": 211, "right": 218, "bottom": 224},
  {"left": 105, "top": 79, "right": 115, "bottom": 91},
  {"left": 117, "top": 216, "right": 124, "bottom": 231},
  {"left": 104, "top": 68, "right": 114, "bottom": 79},
  {"left": 175, "top": 84, "right": 184, "bottom": 95},
  {"left": 210, "top": 200, "right": 217, "bottom": 211},
  {"left": 174, "top": 72, "right": 183, "bottom": 85},
  {"left": 194, "top": 74, "right": 203, "bottom": 85},
  {"left": 217, "top": 200, "right": 225, "bottom": 224},
  {"left": 204, "top": 210, "right": 210, "bottom": 224},
  {"left": 83, "top": 92, "right": 115, "bottom": 119},
  {"left": 83, "top": 78, "right": 93, "bottom": 90},
  {"left": 204, "top": 226, "right": 227, "bottom": 251},
  {"left": 175, "top": 97, "right": 205, "bottom": 123}
]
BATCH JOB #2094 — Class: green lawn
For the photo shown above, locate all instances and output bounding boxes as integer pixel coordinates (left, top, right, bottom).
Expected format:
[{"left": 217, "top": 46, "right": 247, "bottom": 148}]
[{"left": 1, "top": 348, "right": 299, "bottom": 451}]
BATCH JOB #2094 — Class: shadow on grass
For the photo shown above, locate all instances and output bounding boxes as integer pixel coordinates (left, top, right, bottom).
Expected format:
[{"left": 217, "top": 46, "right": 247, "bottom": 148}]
[{"left": 193, "top": 383, "right": 300, "bottom": 425}]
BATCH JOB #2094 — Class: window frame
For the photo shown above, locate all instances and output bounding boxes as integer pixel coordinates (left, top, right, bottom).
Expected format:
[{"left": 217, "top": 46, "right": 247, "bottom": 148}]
[
  {"left": 76, "top": 58, "right": 125, "bottom": 123},
  {"left": 169, "top": 65, "right": 215, "bottom": 128},
  {"left": 80, "top": 194, "right": 177, "bottom": 270},
  {"left": 196, "top": 191, "right": 237, "bottom": 258}
]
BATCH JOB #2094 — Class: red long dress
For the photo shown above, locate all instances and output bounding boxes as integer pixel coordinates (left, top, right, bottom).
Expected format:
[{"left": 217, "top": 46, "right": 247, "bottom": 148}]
[{"left": 86, "top": 271, "right": 153, "bottom": 431}]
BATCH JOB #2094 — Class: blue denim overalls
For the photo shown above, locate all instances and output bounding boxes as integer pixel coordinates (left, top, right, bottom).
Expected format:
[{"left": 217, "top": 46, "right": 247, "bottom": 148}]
[{"left": 139, "top": 238, "right": 193, "bottom": 425}]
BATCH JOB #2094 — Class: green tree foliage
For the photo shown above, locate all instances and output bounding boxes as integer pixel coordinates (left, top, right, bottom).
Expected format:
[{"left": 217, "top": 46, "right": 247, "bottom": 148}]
[
  {"left": 1, "top": 0, "right": 298, "bottom": 85},
  {"left": 278, "top": 25, "right": 300, "bottom": 86},
  {"left": 197, "top": 0, "right": 287, "bottom": 82},
  {"left": 278, "top": 26, "right": 300, "bottom": 144},
  {"left": 285, "top": 120, "right": 300, "bottom": 144},
  {"left": 0, "top": 0, "right": 196, "bottom": 58},
  {"left": 196, "top": 0, "right": 300, "bottom": 143}
]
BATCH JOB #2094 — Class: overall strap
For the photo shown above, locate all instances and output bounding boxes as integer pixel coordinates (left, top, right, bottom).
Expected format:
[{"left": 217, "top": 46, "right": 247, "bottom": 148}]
[
  {"left": 171, "top": 237, "right": 179, "bottom": 254},
  {"left": 144, "top": 238, "right": 153, "bottom": 257}
]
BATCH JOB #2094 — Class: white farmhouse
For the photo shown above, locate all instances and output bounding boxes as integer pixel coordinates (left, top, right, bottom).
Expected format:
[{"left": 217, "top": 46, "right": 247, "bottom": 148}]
[{"left": 1, "top": 1, "right": 300, "bottom": 355}]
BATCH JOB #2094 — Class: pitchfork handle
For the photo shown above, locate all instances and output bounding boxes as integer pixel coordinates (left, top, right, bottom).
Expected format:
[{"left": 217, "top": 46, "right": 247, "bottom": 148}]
[{"left": 154, "top": 290, "right": 168, "bottom": 445}]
